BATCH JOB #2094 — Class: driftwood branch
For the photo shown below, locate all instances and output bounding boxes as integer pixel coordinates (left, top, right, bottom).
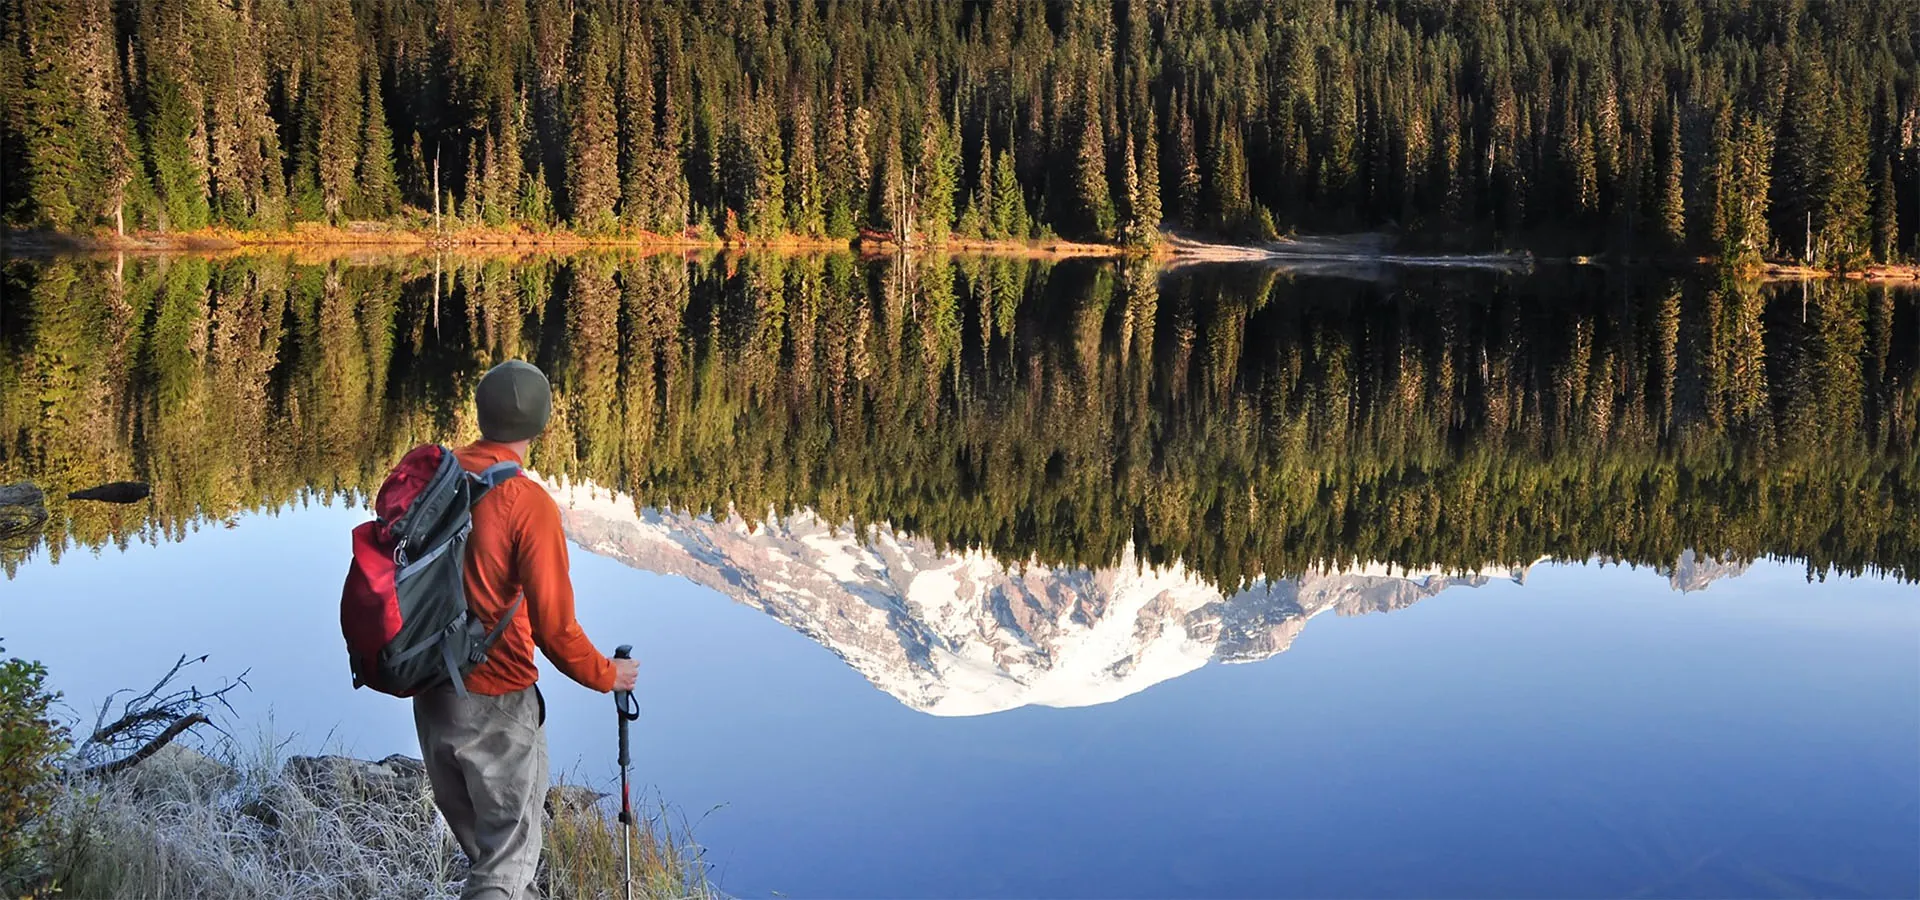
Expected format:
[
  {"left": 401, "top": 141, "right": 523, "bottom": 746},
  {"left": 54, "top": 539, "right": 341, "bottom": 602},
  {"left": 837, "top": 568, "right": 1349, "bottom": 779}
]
[
  {"left": 75, "top": 653, "right": 249, "bottom": 776},
  {"left": 79, "top": 713, "right": 209, "bottom": 778}
]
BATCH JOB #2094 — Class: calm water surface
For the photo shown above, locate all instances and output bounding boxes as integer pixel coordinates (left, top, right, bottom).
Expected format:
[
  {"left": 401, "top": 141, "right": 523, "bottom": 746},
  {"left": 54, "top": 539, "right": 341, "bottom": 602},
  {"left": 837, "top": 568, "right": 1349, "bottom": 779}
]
[{"left": 2, "top": 253, "right": 1916, "bottom": 898}]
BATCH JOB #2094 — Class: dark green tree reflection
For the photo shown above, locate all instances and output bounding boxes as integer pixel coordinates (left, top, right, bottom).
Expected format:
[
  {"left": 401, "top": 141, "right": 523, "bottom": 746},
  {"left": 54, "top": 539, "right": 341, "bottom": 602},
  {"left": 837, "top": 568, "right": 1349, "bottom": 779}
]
[{"left": 2, "top": 254, "right": 1914, "bottom": 585}]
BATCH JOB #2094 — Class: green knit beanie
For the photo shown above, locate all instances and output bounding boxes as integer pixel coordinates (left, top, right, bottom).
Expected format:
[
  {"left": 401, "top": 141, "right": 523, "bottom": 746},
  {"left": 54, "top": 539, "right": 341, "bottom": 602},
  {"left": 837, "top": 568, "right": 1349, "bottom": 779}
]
[{"left": 475, "top": 360, "right": 552, "bottom": 442}]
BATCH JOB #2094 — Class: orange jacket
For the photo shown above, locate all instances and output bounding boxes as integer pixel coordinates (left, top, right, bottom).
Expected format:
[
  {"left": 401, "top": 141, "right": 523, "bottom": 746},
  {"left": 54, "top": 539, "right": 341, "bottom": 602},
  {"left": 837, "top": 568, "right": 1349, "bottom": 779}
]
[{"left": 454, "top": 440, "right": 616, "bottom": 696}]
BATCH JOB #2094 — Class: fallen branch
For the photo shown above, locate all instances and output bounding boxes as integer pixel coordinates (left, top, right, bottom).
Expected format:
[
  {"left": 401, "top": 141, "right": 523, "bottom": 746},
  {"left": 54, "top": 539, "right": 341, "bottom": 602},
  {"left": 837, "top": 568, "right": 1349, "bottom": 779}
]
[
  {"left": 79, "top": 713, "right": 209, "bottom": 778},
  {"left": 75, "top": 654, "right": 248, "bottom": 774}
]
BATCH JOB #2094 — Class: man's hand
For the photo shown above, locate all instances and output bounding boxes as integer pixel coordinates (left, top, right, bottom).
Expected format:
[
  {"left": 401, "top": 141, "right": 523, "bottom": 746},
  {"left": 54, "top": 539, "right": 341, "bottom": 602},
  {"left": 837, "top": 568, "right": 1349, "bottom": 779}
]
[{"left": 610, "top": 655, "right": 639, "bottom": 692}]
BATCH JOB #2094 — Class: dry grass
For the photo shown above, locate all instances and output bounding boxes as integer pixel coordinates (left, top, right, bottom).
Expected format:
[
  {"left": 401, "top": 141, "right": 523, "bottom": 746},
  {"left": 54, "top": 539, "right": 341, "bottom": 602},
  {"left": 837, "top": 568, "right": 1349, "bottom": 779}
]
[{"left": 28, "top": 742, "right": 720, "bottom": 900}]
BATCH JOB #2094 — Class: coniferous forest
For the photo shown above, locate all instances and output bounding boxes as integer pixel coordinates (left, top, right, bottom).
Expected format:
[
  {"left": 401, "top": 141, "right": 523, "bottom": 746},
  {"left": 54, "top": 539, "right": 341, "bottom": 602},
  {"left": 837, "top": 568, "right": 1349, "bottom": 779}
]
[{"left": 0, "top": 0, "right": 1917, "bottom": 262}]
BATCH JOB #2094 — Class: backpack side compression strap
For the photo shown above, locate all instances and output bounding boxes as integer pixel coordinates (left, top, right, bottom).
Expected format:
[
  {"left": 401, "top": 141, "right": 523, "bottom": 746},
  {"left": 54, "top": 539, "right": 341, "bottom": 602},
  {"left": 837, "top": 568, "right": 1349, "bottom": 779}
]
[{"left": 438, "top": 594, "right": 526, "bottom": 697}]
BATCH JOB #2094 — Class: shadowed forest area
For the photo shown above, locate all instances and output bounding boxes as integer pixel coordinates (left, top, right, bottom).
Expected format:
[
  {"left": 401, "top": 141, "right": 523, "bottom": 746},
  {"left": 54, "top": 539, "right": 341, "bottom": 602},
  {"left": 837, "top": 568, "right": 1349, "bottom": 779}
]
[
  {"left": 2, "top": 253, "right": 1914, "bottom": 586},
  {"left": 0, "top": 0, "right": 1916, "bottom": 264}
]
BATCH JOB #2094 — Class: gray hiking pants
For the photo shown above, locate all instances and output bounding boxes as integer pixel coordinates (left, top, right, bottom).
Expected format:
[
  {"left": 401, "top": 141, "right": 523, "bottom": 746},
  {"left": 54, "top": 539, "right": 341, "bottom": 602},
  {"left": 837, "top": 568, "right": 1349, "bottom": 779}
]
[{"left": 415, "top": 683, "right": 549, "bottom": 900}]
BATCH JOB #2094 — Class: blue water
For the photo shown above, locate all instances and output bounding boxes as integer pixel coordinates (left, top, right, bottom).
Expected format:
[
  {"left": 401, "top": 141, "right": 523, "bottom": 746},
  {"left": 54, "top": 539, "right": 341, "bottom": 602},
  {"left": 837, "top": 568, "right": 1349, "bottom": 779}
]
[{"left": 4, "top": 506, "right": 1917, "bottom": 898}]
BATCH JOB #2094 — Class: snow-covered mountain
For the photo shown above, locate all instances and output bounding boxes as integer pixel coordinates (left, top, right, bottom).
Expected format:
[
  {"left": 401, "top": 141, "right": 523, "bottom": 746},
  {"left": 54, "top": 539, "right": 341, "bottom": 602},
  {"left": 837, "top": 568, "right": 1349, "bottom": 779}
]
[{"left": 544, "top": 477, "right": 1538, "bottom": 716}]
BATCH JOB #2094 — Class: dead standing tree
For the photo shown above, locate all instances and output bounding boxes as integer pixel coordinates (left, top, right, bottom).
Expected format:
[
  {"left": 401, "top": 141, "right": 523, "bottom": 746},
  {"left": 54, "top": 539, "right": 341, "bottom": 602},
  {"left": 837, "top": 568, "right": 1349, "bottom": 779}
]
[{"left": 73, "top": 654, "right": 249, "bottom": 778}]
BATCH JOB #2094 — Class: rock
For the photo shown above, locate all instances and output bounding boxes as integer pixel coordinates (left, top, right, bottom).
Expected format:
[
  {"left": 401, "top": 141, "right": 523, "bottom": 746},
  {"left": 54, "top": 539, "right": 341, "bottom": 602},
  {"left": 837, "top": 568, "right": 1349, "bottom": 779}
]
[
  {"left": 66, "top": 481, "right": 151, "bottom": 504},
  {"left": 282, "top": 753, "right": 429, "bottom": 808},
  {"left": 544, "top": 784, "right": 607, "bottom": 820},
  {"left": 121, "top": 744, "right": 240, "bottom": 801},
  {"left": 0, "top": 482, "right": 48, "bottom": 541}
]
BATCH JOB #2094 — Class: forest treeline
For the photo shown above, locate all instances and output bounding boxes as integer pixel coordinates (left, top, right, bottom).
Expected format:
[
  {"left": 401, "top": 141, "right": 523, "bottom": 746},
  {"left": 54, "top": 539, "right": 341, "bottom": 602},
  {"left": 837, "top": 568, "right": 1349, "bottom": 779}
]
[
  {"left": 3, "top": 253, "right": 1914, "bottom": 584},
  {"left": 1, "top": 0, "right": 1917, "bottom": 262}
]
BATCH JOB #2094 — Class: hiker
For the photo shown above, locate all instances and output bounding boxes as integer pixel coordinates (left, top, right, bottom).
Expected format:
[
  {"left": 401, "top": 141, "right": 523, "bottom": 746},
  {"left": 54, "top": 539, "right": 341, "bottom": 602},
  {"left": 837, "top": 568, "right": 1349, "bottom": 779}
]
[{"left": 415, "top": 359, "right": 641, "bottom": 900}]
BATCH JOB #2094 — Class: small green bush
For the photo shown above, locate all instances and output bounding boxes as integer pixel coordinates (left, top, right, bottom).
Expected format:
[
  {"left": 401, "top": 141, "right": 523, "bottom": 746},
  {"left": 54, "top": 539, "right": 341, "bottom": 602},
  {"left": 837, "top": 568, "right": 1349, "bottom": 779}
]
[{"left": 0, "top": 641, "right": 69, "bottom": 895}]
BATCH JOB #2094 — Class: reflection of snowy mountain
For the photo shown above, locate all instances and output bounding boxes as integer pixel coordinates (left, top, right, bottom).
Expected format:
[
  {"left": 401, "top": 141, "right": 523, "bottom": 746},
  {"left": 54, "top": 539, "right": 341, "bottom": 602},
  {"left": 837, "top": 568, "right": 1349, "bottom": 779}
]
[
  {"left": 544, "top": 477, "right": 1543, "bottom": 716},
  {"left": 1658, "top": 549, "right": 1751, "bottom": 593}
]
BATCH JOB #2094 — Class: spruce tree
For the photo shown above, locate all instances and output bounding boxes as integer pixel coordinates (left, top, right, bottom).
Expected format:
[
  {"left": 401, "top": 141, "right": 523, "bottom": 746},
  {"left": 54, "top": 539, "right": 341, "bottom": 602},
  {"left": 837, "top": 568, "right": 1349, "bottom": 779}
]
[
  {"left": 787, "top": 93, "right": 823, "bottom": 238},
  {"left": 1075, "top": 89, "right": 1114, "bottom": 239},
  {"left": 1175, "top": 98, "right": 1201, "bottom": 227},
  {"left": 314, "top": 2, "right": 363, "bottom": 223},
  {"left": 1135, "top": 109, "right": 1162, "bottom": 243},
  {"left": 19, "top": 0, "right": 101, "bottom": 230},
  {"left": 1818, "top": 97, "right": 1870, "bottom": 267},
  {"left": 992, "top": 145, "right": 1027, "bottom": 239},
  {"left": 822, "top": 84, "right": 856, "bottom": 237},
  {"left": 745, "top": 91, "right": 785, "bottom": 239},
  {"left": 146, "top": 72, "right": 210, "bottom": 231},
  {"left": 916, "top": 111, "right": 959, "bottom": 245},
  {"left": 617, "top": 24, "right": 656, "bottom": 231},
  {"left": 356, "top": 57, "right": 401, "bottom": 219},
  {"left": 1871, "top": 144, "right": 1897, "bottom": 263},
  {"left": 1657, "top": 101, "right": 1687, "bottom": 252},
  {"left": 568, "top": 25, "right": 619, "bottom": 233}
]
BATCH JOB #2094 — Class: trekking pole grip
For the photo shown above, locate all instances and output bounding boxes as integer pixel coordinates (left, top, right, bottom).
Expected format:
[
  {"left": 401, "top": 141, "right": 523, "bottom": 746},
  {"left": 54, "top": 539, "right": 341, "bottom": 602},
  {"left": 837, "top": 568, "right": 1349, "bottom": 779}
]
[{"left": 613, "top": 644, "right": 635, "bottom": 766}]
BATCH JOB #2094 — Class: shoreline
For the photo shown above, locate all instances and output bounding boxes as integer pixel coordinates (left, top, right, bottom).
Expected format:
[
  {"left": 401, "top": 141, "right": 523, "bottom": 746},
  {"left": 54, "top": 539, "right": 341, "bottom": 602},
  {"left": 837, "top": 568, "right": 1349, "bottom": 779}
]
[
  {"left": 0, "top": 224, "right": 1146, "bottom": 261},
  {"left": 5, "top": 226, "right": 1917, "bottom": 281}
]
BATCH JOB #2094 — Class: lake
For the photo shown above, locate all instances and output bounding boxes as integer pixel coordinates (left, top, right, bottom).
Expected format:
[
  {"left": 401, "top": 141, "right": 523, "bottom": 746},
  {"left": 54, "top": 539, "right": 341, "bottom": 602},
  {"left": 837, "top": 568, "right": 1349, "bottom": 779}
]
[{"left": 2, "top": 252, "right": 1916, "bottom": 898}]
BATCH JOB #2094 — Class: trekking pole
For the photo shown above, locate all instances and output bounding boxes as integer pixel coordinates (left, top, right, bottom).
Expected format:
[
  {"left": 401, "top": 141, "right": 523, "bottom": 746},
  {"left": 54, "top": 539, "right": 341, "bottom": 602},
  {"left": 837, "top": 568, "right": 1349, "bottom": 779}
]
[{"left": 613, "top": 644, "right": 640, "bottom": 900}]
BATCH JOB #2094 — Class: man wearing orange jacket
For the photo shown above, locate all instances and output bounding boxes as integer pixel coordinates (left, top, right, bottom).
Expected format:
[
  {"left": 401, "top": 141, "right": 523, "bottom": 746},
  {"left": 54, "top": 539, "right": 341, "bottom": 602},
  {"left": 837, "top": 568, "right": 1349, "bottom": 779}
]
[{"left": 415, "top": 359, "right": 640, "bottom": 900}]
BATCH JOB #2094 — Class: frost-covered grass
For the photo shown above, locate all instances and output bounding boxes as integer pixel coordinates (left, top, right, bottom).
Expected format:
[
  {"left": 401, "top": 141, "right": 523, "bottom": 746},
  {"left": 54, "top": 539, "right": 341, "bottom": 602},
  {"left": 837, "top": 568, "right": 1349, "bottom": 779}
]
[{"left": 31, "top": 742, "right": 719, "bottom": 900}]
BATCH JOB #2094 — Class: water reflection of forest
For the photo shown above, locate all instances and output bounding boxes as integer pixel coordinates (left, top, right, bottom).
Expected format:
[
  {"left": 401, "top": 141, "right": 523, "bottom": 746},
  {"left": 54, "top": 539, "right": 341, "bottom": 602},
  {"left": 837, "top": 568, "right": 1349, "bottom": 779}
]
[{"left": 2, "top": 253, "right": 1914, "bottom": 585}]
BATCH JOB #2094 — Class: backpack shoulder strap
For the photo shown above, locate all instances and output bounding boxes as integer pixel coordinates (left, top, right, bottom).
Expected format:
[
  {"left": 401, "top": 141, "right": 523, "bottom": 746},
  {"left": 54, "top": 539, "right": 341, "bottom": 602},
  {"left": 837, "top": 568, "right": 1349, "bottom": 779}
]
[
  {"left": 477, "top": 460, "right": 521, "bottom": 486},
  {"left": 467, "top": 460, "right": 522, "bottom": 505}
]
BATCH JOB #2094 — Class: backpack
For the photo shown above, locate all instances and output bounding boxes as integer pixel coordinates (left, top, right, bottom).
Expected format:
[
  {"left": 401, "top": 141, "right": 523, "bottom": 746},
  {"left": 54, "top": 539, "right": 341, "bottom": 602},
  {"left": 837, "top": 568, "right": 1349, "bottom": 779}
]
[{"left": 341, "top": 444, "right": 523, "bottom": 697}]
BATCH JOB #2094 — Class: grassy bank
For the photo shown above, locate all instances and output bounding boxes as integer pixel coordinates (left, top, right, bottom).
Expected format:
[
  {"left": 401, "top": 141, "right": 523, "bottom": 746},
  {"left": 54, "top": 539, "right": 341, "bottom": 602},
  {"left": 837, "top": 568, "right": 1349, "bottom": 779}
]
[{"left": 15, "top": 743, "right": 718, "bottom": 900}]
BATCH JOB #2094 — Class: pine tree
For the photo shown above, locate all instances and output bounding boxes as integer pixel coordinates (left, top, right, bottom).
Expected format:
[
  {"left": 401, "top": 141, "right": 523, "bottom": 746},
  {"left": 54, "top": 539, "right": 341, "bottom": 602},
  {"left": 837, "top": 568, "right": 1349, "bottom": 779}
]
[
  {"left": 850, "top": 105, "right": 875, "bottom": 229},
  {"left": 967, "top": 136, "right": 995, "bottom": 239},
  {"left": 1772, "top": 55, "right": 1830, "bottom": 261},
  {"left": 1871, "top": 137, "right": 1897, "bottom": 263},
  {"left": 1208, "top": 116, "right": 1254, "bottom": 236},
  {"left": 1175, "top": 97, "right": 1201, "bottom": 227},
  {"left": 19, "top": 0, "right": 103, "bottom": 230},
  {"left": 787, "top": 93, "right": 823, "bottom": 238},
  {"left": 916, "top": 110, "right": 959, "bottom": 245},
  {"left": 653, "top": 67, "right": 686, "bottom": 234},
  {"left": 146, "top": 72, "right": 210, "bottom": 231},
  {"left": 356, "top": 56, "right": 401, "bottom": 219},
  {"left": 1657, "top": 101, "right": 1687, "bottom": 252},
  {"left": 745, "top": 90, "right": 785, "bottom": 239},
  {"left": 822, "top": 84, "right": 856, "bottom": 237},
  {"left": 1714, "top": 114, "right": 1774, "bottom": 266},
  {"left": 314, "top": 2, "right": 363, "bottom": 223},
  {"left": 1136, "top": 109, "right": 1162, "bottom": 243},
  {"left": 992, "top": 145, "right": 1027, "bottom": 239},
  {"left": 568, "top": 25, "right": 619, "bottom": 233},
  {"left": 1075, "top": 88, "right": 1114, "bottom": 239},
  {"left": 1819, "top": 97, "right": 1870, "bottom": 267},
  {"left": 617, "top": 24, "right": 655, "bottom": 230},
  {"left": 208, "top": 0, "right": 287, "bottom": 228}
]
